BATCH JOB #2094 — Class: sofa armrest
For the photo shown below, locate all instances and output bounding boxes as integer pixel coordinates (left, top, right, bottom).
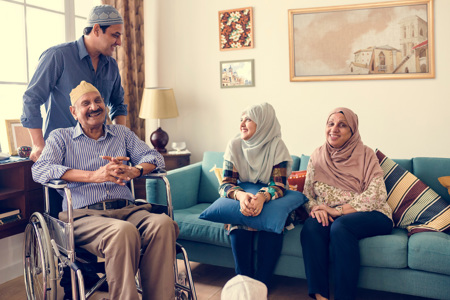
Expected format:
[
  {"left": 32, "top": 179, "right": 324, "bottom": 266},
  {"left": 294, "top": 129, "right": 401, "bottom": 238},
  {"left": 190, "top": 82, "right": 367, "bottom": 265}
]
[{"left": 146, "top": 162, "right": 202, "bottom": 210}]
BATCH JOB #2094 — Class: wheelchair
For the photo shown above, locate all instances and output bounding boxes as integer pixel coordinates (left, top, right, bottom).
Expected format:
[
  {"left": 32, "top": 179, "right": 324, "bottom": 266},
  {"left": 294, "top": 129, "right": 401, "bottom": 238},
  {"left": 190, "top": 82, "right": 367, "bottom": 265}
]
[{"left": 23, "top": 168, "right": 197, "bottom": 300}]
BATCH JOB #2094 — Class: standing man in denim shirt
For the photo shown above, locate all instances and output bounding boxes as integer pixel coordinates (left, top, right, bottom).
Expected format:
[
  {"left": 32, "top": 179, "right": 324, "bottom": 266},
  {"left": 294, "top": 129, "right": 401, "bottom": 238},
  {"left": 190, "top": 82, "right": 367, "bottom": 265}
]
[{"left": 21, "top": 5, "right": 128, "bottom": 162}]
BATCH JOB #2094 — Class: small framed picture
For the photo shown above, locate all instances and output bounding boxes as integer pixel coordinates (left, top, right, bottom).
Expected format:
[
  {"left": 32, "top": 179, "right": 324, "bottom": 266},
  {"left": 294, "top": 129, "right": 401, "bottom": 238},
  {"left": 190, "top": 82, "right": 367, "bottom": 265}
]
[
  {"left": 5, "top": 119, "right": 32, "bottom": 156},
  {"left": 219, "top": 7, "right": 253, "bottom": 51},
  {"left": 220, "top": 59, "right": 255, "bottom": 88}
]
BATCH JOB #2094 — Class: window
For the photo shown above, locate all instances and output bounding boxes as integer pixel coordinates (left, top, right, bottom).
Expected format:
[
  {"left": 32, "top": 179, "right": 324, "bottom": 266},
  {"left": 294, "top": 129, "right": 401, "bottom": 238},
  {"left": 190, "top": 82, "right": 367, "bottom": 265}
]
[{"left": 0, "top": 0, "right": 99, "bottom": 151}]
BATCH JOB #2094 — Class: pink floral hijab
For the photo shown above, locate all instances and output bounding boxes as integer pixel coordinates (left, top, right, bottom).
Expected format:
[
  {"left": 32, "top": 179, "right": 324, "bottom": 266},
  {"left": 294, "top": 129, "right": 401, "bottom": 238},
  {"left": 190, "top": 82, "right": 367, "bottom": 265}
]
[{"left": 310, "top": 107, "right": 383, "bottom": 194}]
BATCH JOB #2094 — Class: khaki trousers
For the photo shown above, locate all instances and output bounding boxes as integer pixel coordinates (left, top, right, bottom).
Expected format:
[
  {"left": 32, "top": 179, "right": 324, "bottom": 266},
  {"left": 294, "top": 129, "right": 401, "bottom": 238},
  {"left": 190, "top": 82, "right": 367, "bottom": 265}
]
[{"left": 60, "top": 204, "right": 179, "bottom": 300}]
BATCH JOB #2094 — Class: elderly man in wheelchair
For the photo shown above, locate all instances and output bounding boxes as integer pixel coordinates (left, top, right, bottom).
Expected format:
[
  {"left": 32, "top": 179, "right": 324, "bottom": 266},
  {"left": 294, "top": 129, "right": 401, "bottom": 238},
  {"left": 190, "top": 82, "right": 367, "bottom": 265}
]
[{"left": 30, "top": 81, "right": 180, "bottom": 300}]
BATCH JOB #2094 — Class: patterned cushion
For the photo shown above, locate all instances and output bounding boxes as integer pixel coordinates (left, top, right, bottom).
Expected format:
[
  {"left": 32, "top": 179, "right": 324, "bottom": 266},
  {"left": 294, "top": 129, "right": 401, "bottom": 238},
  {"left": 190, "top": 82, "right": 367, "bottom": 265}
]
[
  {"left": 376, "top": 150, "right": 450, "bottom": 235},
  {"left": 288, "top": 170, "right": 307, "bottom": 192}
]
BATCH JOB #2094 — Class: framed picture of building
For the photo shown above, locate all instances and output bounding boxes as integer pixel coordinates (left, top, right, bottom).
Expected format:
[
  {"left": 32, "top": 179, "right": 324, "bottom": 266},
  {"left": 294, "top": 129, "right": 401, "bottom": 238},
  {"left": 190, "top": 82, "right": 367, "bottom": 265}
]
[
  {"left": 219, "top": 7, "right": 253, "bottom": 51},
  {"left": 220, "top": 59, "right": 255, "bottom": 88},
  {"left": 288, "top": 0, "right": 434, "bottom": 82}
]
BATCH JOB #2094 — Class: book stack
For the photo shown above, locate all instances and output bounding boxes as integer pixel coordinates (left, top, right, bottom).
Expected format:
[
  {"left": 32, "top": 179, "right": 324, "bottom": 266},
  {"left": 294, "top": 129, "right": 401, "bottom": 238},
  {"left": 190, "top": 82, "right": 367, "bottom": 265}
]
[{"left": 0, "top": 208, "right": 22, "bottom": 225}]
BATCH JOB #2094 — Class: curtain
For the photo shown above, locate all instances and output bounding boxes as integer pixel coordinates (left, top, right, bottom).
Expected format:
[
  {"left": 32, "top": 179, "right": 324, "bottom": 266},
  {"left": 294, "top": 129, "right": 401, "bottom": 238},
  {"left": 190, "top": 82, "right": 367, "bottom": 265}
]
[{"left": 102, "top": 0, "right": 146, "bottom": 140}]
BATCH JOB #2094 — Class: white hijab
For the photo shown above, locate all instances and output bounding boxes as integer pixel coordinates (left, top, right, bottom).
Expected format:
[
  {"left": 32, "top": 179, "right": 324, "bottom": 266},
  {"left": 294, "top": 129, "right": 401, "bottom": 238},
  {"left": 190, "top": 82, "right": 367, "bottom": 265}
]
[{"left": 224, "top": 102, "right": 292, "bottom": 184}]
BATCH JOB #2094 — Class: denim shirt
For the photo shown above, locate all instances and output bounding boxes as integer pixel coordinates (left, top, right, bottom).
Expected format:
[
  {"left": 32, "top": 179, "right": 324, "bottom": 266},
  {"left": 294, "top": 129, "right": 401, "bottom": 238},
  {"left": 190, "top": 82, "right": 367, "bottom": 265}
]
[{"left": 21, "top": 36, "right": 127, "bottom": 139}]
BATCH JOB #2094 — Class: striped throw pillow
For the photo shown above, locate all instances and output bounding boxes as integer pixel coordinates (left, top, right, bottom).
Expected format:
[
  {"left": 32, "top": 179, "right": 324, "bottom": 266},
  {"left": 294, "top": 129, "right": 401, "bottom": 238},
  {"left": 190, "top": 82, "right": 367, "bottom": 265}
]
[{"left": 376, "top": 150, "right": 450, "bottom": 235}]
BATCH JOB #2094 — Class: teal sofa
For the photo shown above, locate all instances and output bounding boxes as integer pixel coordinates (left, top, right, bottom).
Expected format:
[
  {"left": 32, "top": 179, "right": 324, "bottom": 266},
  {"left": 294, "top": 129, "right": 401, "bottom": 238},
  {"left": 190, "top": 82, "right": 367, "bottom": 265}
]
[{"left": 147, "top": 151, "right": 450, "bottom": 299}]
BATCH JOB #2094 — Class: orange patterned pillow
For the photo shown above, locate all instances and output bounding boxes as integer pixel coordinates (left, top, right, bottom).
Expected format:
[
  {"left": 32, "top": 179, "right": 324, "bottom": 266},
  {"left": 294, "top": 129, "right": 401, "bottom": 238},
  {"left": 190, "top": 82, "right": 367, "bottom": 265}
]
[
  {"left": 438, "top": 176, "right": 450, "bottom": 196},
  {"left": 288, "top": 170, "right": 307, "bottom": 193}
]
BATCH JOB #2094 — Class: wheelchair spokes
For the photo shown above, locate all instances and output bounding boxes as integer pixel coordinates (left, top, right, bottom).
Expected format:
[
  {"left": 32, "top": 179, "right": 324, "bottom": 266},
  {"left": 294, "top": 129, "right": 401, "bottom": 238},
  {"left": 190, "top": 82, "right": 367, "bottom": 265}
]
[{"left": 23, "top": 214, "right": 57, "bottom": 300}]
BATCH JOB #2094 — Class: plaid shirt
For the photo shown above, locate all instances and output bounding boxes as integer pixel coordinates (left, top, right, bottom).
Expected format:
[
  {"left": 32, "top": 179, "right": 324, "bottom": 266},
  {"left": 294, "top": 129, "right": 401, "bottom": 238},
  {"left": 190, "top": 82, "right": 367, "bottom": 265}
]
[{"left": 219, "top": 160, "right": 289, "bottom": 200}]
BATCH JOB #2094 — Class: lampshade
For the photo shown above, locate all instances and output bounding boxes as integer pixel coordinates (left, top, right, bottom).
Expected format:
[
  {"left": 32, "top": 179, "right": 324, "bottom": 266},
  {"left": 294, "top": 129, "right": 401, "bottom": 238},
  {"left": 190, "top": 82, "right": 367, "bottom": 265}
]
[
  {"left": 139, "top": 87, "right": 179, "bottom": 153},
  {"left": 139, "top": 88, "right": 179, "bottom": 120}
]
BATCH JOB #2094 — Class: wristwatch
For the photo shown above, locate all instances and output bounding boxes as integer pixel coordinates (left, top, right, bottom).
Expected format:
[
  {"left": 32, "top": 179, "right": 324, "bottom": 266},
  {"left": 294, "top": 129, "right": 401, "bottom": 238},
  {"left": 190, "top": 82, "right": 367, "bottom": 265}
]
[
  {"left": 135, "top": 165, "right": 144, "bottom": 178},
  {"left": 335, "top": 205, "right": 343, "bottom": 216}
]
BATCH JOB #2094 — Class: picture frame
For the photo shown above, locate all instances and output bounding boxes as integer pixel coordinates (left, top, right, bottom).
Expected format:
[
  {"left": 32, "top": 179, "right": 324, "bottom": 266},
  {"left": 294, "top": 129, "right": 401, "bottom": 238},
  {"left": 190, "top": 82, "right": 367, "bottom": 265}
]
[
  {"left": 220, "top": 59, "right": 255, "bottom": 88},
  {"left": 5, "top": 119, "right": 32, "bottom": 156},
  {"left": 219, "top": 7, "right": 254, "bottom": 51},
  {"left": 288, "top": 0, "right": 434, "bottom": 82}
]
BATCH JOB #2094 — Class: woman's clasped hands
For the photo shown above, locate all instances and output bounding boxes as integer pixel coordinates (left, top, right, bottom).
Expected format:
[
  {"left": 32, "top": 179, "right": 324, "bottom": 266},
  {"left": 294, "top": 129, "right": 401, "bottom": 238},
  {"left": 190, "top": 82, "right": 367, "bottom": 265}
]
[
  {"left": 235, "top": 191, "right": 265, "bottom": 217},
  {"left": 310, "top": 204, "right": 342, "bottom": 226}
]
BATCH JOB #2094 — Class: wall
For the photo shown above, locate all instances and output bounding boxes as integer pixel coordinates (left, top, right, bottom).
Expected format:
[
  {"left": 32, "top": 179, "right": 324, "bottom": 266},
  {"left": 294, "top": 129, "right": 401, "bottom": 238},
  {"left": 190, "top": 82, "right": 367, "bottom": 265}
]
[
  {"left": 1, "top": 0, "right": 447, "bottom": 286},
  {"left": 0, "top": 233, "right": 24, "bottom": 284},
  {"left": 144, "top": 0, "right": 450, "bottom": 164}
]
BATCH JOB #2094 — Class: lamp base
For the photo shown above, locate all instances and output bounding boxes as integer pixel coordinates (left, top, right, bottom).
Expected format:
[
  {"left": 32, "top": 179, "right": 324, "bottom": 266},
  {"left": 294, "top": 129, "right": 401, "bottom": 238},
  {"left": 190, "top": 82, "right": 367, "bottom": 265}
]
[{"left": 150, "top": 127, "right": 169, "bottom": 153}]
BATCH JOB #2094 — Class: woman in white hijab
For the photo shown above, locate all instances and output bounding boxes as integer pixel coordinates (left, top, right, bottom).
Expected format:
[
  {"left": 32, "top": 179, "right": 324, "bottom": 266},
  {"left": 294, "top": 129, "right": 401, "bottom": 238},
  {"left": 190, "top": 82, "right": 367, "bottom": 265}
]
[{"left": 219, "top": 102, "right": 292, "bottom": 286}]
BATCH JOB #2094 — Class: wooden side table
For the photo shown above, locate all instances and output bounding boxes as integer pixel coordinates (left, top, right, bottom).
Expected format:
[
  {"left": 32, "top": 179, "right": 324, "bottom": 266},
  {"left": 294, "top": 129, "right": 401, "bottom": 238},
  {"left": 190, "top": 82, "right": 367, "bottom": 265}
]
[
  {"left": 0, "top": 159, "right": 44, "bottom": 239},
  {"left": 133, "top": 152, "right": 191, "bottom": 199},
  {"left": 162, "top": 152, "right": 191, "bottom": 171}
]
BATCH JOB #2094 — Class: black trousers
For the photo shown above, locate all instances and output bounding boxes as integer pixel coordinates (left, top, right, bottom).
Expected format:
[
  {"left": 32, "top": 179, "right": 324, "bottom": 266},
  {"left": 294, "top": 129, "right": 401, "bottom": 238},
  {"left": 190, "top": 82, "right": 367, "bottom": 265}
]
[
  {"left": 230, "top": 229, "right": 283, "bottom": 286},
  {"left": 300, "top": 211, "right": 392, "bottom": 300}
]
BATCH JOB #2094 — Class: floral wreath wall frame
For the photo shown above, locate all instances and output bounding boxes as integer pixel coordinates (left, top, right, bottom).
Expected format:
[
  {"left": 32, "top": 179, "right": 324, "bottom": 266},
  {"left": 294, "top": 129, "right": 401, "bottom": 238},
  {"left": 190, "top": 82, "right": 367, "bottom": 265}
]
[
  {"left": 219, "top": 7, "right": 253, "bottom": 51},
  {"left": 288, "top": 0, "right": 435, "bottom": 82}
]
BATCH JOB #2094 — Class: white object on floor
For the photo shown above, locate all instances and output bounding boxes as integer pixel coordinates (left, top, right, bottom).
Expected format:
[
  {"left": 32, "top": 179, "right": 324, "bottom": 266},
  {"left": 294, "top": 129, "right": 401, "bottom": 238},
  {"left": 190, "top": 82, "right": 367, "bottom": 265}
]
[{"left": 221, "top": 275, "right": 268, "bottom": 300}]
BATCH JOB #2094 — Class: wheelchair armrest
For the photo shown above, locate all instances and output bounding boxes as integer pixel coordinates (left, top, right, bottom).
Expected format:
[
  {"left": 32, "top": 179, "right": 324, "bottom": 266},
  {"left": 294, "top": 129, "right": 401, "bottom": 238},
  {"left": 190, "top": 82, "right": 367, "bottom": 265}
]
[
  {"left": 43, "top": 179, "right": 68, "bottom": 189},
  {"left": 143, "top": 167, "right": 167, "bottom": 178},
  {"left": 134, "top": 199, "right": 148, "bottom": 205}
]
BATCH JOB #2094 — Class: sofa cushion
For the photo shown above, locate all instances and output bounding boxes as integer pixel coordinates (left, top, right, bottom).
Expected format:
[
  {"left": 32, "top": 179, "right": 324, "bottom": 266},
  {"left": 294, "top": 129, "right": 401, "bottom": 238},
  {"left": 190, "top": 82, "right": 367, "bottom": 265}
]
[
  {"left": 408, "top": 231, "right": 450, "bottom": 276},
  {"left": 299, "top": 155, "right": 310, "bottom": 171},
  {"left": 174, "top": 203, "right": 231, "bottom": 248},
  {"left": 291, "top": 155, "right": 301, "bottom": 172},
  {"left": 199, "top": 152, "right": 226, "bottom": 203},
  {"left": 413, "top": 157, "right": 450, "bottom": 203},
  {"left": 376, "top": 150, "right": 450, "bottom": 235},
  {"left": 280, "top": 226, "right": 408, "bottom": 269},
  {"left": 359, "top": 228, "right": 409, "bottom": 269},
  {"left": 199, "top": 182, "right": 308, "bottom": 234}
]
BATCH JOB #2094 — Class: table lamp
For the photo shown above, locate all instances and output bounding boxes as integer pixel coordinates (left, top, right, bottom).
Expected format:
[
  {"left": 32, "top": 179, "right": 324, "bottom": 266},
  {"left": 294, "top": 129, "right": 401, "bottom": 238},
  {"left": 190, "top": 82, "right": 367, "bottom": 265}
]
[{"left": 139, "top": 88, "right": 179, "bottom": 153}]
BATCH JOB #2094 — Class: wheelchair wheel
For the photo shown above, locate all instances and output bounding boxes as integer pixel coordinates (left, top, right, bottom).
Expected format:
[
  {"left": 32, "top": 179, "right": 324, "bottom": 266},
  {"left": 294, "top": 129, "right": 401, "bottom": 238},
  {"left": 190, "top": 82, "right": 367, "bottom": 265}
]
[{"left": 23, "top": 213, "right": 57, "bottom": 300}]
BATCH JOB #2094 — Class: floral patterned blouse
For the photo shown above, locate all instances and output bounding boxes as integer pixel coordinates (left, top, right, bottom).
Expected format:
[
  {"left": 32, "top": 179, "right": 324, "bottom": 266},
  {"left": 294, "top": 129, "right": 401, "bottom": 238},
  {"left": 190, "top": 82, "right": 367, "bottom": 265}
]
[{"left": 303, "top": 159, "right": 393, "bottom": 222}]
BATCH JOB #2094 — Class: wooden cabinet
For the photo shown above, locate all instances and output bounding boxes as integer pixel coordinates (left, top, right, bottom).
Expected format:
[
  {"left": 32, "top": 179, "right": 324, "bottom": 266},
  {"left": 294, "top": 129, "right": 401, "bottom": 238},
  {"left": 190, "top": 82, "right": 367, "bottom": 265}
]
[
  {"left": 0, "top": 160, "right": 44, "bottom": 239},
  {"left": 162, "top": 152, "right": 191, "bottom": 171},
  {"left": 133, "top": 152, "right": 191, "bottom": 199}
]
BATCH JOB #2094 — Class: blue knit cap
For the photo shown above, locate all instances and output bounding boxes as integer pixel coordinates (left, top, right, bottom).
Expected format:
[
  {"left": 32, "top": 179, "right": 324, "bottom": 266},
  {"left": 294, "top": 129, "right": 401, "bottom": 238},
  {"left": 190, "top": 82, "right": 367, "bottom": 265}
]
[{"left": 87, "top": 5, "right": 123, "bottom": 27}]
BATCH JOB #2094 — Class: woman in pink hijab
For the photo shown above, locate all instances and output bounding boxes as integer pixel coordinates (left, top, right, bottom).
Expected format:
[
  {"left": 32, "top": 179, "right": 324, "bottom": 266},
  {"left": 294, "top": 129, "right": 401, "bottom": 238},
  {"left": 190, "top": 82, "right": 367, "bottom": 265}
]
[{"left": 300, "top": 107, "right": 393, "bottom": 300}]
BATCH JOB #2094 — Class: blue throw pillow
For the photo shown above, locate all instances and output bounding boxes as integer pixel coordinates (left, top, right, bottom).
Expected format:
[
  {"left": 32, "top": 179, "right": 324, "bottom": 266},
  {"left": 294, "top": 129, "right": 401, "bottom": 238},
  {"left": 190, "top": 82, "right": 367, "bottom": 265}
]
[{"left": 199, "top": 182, "right": 308, "bottom": 234}]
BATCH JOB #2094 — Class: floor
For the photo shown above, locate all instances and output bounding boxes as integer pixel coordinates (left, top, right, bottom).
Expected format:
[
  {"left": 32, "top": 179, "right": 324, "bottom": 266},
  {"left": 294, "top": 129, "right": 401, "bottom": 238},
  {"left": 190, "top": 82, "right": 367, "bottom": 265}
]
[{"left": 1, "top": 261, "right": 432, "bottom": 300}]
